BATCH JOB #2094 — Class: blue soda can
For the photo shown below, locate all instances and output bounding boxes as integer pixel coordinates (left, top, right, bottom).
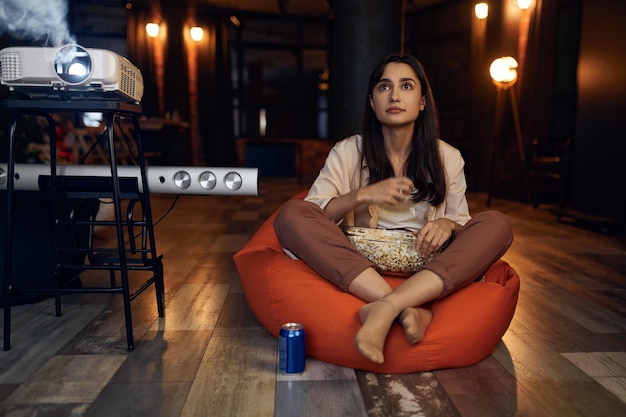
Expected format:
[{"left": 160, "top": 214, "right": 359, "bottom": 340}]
[{"left": 279, "top": 323, "right": 306, "bottom": 373}]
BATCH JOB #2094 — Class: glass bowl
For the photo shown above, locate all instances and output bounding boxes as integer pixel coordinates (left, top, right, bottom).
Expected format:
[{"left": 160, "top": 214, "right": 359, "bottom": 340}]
[{"left": 343, "top": 226, "right": 440, "bottom": 275}]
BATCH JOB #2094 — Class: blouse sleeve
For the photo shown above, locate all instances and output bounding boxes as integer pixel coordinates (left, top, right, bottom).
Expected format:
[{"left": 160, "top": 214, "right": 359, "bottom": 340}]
[
  {"left": 305, "top": 136, "right": 363, "bottom": 210},
  {"left": 438, "top": 140, "right": 472, "bottom": 226}
]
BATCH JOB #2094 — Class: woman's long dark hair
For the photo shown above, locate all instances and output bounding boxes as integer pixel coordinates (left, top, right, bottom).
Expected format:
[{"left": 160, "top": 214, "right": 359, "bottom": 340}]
[{"left": 361, "top": 54, "right": 446, "bottom": 205}]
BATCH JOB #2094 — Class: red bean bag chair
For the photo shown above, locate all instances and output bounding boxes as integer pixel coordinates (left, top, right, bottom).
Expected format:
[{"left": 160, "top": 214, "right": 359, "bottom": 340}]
[{"left": 233, "top": 191, "right": 520, "bottom": 373}]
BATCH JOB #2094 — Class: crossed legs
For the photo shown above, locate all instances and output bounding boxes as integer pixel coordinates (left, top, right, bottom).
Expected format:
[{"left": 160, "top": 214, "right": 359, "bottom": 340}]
[{"left": 348, "top": 267, "right": 443, "bottom": 364}]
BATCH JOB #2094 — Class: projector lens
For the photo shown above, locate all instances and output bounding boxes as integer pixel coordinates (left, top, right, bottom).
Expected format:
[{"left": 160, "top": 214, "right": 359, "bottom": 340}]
[{"left": 54, "top": 44, "right": 92, "bottom": 85}]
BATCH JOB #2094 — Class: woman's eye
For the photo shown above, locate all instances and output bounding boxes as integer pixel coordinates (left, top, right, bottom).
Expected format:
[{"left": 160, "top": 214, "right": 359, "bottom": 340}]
[
  {"left": 379, "top": 84, "right": 389, "bottom": 91},
  {"left": 402, "top": 83, "right": 412, "bottom": 90}
]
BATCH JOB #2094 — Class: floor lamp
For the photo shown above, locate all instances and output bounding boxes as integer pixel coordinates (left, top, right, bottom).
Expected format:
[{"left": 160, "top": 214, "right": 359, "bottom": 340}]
[{"left": 486, "top": 56, "right": 531, "bottom": 206}]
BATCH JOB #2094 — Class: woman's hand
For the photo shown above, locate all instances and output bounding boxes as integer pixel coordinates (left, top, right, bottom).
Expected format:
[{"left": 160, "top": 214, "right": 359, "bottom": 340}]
[
  {"left": 357, "top": 177, "right": 415, "bottom": 205},
  {"left": 414, "top": 218, "right": 458, "bottom": 257},
  {"left": 324, "top": 177, "right": 414, "bottom": 222}
]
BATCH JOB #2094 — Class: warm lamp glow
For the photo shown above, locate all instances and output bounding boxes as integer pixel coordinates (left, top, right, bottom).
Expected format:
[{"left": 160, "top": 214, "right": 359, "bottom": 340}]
[
  {"left": 230, "top": 15, "right": 241, "bottom": 27},
  {"left": 190, "top": 26, "right": 204, "bottom": 41},
  {"left": 517, "top": 0, "right": 532, "bottom": 9},
  {"left": 475, "top": 3, "right": 488, "bottom": 19},
  {"left": 259, "top": 108, "right": 267, "bottom": 137},
  {"left": 490, "top": 56, "right": 519, "bottom": 86},
  {"left": 146, "top": 22, "right": 160, "bottom": 38}
]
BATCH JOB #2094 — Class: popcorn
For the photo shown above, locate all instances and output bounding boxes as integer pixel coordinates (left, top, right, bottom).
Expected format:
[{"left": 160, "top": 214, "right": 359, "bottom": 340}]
[{"left": 344, "top": 227, "right": 441, "bottom": 275}]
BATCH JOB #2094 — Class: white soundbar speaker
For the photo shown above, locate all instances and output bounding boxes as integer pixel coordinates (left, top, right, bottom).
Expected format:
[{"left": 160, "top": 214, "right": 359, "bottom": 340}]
[{"left": 0, "top": 164, "right": 259, "bottom": 196}]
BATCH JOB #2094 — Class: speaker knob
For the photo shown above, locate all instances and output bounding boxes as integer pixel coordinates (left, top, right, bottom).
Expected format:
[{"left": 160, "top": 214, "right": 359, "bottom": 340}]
[
  {"left": 173, "top": 171, "right": 191, "bottom": 189},
  {"left": 199, "top": 171, "right": 217, "bottom": 189},
  {"left": 224, "top": 171, "right": 242, "bottom": 190}
]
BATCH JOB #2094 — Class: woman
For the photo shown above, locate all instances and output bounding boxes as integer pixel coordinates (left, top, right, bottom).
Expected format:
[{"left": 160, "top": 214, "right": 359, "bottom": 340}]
[{"left": 273, "top": 54, "right": 513, "bottom": 364}]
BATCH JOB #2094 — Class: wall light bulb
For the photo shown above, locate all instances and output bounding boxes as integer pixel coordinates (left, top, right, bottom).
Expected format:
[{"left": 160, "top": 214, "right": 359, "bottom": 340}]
[
  {"left": 146, "top": 22, "right": 160, "bottom": 38},
  {"left": 475, "top": 3, "right": 488, "bottom": 19},
  {"left": 490, "top": 56, "right": 519, "bottom": 84},
  {"left": 259, "top": 108, "right": 267, "bottom": 137},
  {"left": 190, "top": 26, "right": 204, "bottom": 42},
  {"left": 517, "top": 0, "right": 532, "bottom": 10}
]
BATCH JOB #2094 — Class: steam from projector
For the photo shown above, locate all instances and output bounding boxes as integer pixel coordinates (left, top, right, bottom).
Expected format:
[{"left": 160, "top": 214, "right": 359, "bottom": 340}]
[{"left": 0, "top": 0, "right": 75, "bottom": 46}]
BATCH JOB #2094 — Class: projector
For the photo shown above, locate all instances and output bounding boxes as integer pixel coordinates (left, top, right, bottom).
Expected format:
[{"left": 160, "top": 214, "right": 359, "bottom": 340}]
[{"left": 0, "top": 44, "right": 143, "bottom": 103}]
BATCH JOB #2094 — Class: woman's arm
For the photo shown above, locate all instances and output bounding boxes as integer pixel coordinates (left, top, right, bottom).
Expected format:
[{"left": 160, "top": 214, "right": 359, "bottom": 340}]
[
  {"left": 324, "top": 177, "right": 415, "bottom": 222},
  {"left": 415, "top": 141, "right": 470, "bottom": 256}
]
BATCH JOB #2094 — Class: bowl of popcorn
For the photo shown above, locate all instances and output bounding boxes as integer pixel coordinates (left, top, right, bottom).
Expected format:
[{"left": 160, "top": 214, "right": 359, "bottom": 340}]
[{"left": 343, "top": 226, "right": 440, "bottom": 275}]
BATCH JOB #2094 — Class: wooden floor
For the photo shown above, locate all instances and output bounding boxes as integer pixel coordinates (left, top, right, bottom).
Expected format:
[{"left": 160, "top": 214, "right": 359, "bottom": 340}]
[{"left": 0, "top": 176, "right": 625, "bottom": 417}]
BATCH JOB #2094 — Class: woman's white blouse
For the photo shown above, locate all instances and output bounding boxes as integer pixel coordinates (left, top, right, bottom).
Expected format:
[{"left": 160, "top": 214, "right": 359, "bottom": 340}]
[{"left": 305, "top": 134, "right": 471, "bottom": 228}]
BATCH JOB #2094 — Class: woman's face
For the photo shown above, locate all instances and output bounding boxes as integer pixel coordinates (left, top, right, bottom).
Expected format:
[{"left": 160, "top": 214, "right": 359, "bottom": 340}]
[{"left": 370, "top": 62, "right": 426, "bottom": 128}]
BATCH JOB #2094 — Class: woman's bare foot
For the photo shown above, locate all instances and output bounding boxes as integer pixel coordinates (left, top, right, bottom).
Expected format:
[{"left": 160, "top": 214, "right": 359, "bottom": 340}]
[
  {"left": 355, "top": 299, "right": 399, "bottom": 364},
  {"left": 398, "top": 307, "right": 432, "bottom": 344}
]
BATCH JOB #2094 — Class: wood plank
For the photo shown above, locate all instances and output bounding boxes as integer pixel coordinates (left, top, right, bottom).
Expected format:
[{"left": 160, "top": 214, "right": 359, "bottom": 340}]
[
  {"left": 0, "top": 402, "right": 90, "bottom": 416},
  {"left": 183, "top": 265, "right": 233, "bottom": 285},
  {"left": 2, "top": 354, "right": 126, "bottom": 404},
  {"left": 180, "top": 336, "right": 276, "bottom": 417},
  {"left": 493, "top": 332, "right": 626, "bottom": 417},
  {"left": 276, "top": 380, "right": 368, "bottom": 417},
  {"left": 276, "top": 358, "right": 367, "bottom": 417},
  {"left": 58, "top": 294, "right": 162, "bottom": 355},
  {"left": 0, "top": 298, "right": 55, "bottom": 331},
  {"left": 215, "top": 293, "right": 263, "bottom": 329},
  {"left": 510, "top": 275, "right": 626, "bottom": 352},
  {"left": 150, "top": 283, "right": 229, "bottom": 331},
  {"left": 562, "top": 351, "right": 626, "bottom": 403},
  {"left": 276, "top": 357, "right": 358, "bottom": 382},
  {"left": 111, "top": 330, "right": 213, "bottom": 383},
  {"left": 0, "top": 302, "right": 107, "bottom": 383},
  {"left": 436, "top": 353, "right": 552, "bottom": 417},
  {"left": 231, "top": 210, "right": 262, "bottom": 222},
  {"left": 85, "top": 381, "right": 191, "bottom": 417},
  {"left": 209, "top": 234, "right": 252, "bottom": 253}
]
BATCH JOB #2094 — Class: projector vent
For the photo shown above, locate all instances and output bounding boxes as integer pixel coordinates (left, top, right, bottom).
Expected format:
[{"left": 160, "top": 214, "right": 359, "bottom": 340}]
[
  {"left": 120, "top": 62, "right": 137, "bottom": 100},
  {"left": 0, "top": 51, "right": 22, "bottom": 81}
]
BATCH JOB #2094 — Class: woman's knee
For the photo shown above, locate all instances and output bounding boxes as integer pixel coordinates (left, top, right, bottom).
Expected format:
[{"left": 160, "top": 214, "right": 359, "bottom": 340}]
[
  {"left": 274, "top": 199, "right": 325, "bottom": 237},
  {"left": 275, "top": 199, "right": 302, "bottom": 229},
  {"left": 471, "top": 210, "right": 513, "bottom": 246}
]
